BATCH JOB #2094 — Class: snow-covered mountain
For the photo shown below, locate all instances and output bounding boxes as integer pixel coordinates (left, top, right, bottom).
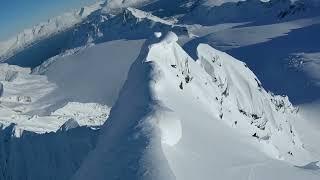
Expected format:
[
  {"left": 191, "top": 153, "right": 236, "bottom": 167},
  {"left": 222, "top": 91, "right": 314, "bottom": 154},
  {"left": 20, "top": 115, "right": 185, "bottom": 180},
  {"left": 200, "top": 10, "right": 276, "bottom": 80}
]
[
  {"left": 0, "top": 4, "right": 187, "bottom": 68},
  {"left": 71, "top": 31, "right": 318, "bottom": 180},
  {"left": 0, "top": 1, "right": 103, "bottom": 62},
  {"left": 1, "top": 0, "right": 318, "bottom": 68},
  {"left": 183, "top": 0, "right": 320, "bottom": 25},
  {"left": 0, "top": 0, "right": 320, "bottom": 179}
]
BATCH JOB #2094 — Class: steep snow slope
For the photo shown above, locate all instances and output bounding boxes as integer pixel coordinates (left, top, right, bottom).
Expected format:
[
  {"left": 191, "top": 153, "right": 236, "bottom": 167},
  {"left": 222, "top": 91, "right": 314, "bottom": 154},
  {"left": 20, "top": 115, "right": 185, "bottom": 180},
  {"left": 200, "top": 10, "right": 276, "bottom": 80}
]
[
  {"left": 225, "top": 22, "right": 320, "bottom": 104},
  {"left": 181, "top": 0, "right": 320, "bottom": 104},
  {"left": 185, "top": 17, "right": 320, "bottom": 52},
  {"left": 0, "top": 125, "right": 99, "bottom": 180},
  {"left": 295, "top": 101, "right": 320, "bottom": 162},
  {"left": 68, "top": 7, "right": 186, "bottom": 49},
  {"left": 72, "top": 32, "right": 320, "bottom": 180},
  {"left": 184, "top": 0, "right": 320, "bottom": 25}
]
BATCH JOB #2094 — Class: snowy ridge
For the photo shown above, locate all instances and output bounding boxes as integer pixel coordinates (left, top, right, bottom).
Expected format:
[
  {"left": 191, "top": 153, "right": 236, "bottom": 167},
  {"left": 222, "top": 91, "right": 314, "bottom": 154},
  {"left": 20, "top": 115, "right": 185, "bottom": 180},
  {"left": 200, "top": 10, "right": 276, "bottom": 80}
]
[
  {"left": 0, "top": 1, "right": 103, "bottom": 61},
  {"left": 0, "top": 124, "right": 99, "bottom": 180},
  {"left": 1, "top": 0, "right": 319, "bottom": 65},
  {"left": 126, "top": 7, "right": 175, "bottom": 25},
  {"left": 69, "top": 7, "right": 185, "bottom": 46},
  {"left": 0, "top": 0, "right": 178, "bottom": 64},
  {"left": 101, "top": 0, "right": 154, "bottom": 14},
  {"left": 72, "top": 32, "right": 318, "bottom": 180},
  {"left": 183, "top": 0, "right": 320, "bottom": 25},
  {"left": 0, "top": 6, "right": 186, "bottom": 68},
  {"left": 196, "top": 44, "right": 306, "bottom": 162}
]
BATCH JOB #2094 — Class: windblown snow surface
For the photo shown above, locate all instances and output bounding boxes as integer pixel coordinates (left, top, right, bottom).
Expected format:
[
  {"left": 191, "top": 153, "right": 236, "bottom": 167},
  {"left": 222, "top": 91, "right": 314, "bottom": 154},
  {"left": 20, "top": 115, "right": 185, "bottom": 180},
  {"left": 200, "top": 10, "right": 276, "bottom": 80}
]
[{"left": 0, "top": 0, "right": 320, "bottom": 179}]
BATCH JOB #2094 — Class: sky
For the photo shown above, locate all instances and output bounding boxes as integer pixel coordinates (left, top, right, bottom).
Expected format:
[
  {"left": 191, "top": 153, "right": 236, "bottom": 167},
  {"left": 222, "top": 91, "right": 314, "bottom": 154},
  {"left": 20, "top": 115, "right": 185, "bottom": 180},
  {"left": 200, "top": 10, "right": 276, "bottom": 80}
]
[{"left": 0, "top": 0, "right": 97, "bottom": 41}]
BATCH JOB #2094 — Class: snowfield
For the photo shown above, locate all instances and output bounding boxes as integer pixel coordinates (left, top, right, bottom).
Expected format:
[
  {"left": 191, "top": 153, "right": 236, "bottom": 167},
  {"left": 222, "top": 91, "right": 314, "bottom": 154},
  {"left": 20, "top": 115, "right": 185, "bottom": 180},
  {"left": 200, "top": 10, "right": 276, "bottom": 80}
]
[
  {"left": 0, "top": 0, "right": 320, "bottom": 179},
  {"left": 0, "top": 63, "right": 110, "bottom": 136}
]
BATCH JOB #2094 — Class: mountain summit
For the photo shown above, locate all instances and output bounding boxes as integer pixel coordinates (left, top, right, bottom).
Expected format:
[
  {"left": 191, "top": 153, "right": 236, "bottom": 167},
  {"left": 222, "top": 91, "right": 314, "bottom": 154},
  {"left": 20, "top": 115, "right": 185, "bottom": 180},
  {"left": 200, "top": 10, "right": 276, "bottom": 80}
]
[{"left": 69, "top": 31, "right": 317, "bottom": 180}]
